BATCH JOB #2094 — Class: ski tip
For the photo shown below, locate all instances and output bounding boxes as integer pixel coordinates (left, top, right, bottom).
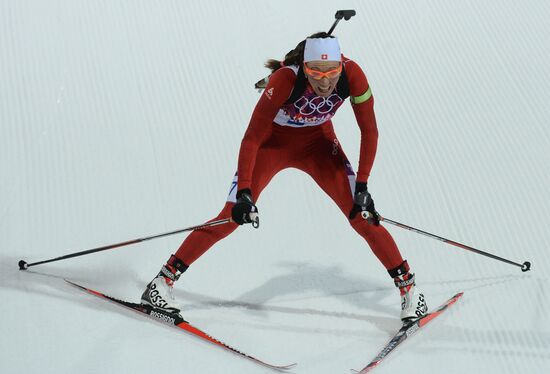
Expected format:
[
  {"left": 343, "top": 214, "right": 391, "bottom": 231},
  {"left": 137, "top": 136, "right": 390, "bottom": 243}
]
[
  {"left": 351, "top": 366, "right": 373, "bottom": 374},
  {"left": 277, "top": 362, "right": 298, "bottom": 370},
  {"left": 252, "top": 361, "right": 296, "bottom": 371}
]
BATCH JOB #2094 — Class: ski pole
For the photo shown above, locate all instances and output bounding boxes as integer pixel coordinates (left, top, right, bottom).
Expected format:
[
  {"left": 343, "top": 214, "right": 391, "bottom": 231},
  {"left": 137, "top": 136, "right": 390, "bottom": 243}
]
[
  {"left": 377, "top": 215, "right": 531, "bottom": 272},
  {"left": 18, "top": 218, "right": 232, "bottom": 270}
]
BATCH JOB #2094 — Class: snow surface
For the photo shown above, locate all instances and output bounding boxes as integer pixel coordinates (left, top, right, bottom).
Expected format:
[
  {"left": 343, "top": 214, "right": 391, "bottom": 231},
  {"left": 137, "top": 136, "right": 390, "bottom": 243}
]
[{"left": 1, "top": 1, "right": 549, "bottom": 373}]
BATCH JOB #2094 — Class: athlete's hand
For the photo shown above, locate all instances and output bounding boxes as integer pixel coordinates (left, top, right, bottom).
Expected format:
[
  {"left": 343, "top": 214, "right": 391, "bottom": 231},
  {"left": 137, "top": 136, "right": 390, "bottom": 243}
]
[
  {"left": 349, "top": 182, "right": 380, "bottom": 225},
  {"left": 231, "top": 189, "right": 259, "bottom": 227}
]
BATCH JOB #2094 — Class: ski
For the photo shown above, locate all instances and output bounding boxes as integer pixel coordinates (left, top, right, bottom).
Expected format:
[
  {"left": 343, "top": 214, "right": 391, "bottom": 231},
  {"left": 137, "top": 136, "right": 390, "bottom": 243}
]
[
  {"left": 354, "top": 292, "right": 464, "bottom": 373},
  {"left": 65, "top": 279, "right": 296, "bottom": 371}
]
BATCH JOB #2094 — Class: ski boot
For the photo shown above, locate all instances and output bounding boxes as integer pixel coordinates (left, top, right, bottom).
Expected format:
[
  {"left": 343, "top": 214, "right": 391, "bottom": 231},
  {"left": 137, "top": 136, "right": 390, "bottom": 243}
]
[
  {"left": 389, "top": 260, "right": 428, "bottom": 322},
  {"left": 141, "top": 254, "right": 188, "bottom": 315}
]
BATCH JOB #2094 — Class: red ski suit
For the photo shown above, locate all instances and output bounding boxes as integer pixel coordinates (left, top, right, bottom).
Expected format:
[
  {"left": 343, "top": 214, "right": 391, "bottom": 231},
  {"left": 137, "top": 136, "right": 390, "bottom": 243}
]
[{"left": 175, "top": 58, "right": 404, "bottom": 271}]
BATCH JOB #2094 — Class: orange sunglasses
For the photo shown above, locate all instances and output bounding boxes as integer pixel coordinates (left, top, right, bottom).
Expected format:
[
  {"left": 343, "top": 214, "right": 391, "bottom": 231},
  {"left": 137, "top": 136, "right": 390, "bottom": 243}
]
[{"left": 303, "top": 63, "right": 343, "bottom": 80}]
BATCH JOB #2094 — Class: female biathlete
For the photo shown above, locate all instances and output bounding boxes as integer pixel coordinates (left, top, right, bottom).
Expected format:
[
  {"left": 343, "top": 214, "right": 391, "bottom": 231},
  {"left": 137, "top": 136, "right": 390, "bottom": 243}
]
[{"left": 141, "top": 33, "right": 428, "bottom": 321}]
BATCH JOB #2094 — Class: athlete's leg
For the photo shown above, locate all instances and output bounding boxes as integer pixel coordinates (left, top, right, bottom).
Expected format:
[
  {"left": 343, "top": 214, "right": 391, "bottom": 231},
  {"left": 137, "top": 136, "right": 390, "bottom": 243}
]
[
  {"left": 295, "top": 131, "right": 428, "bottom": 320},
  {"left": 140, "top": 134, "right": 292, "bottom": 312},
  {"left": 174, "top": 140, "right": 287, "bottom": 266},
  {"left": 295, "top": 132, "right": 404, "bottom": 271}
]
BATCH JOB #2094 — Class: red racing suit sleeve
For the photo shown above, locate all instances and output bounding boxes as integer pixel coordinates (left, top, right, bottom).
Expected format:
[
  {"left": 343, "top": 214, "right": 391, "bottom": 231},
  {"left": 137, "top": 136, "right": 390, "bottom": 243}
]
[
  {"left": 345, "top": 60, "right": 379, "bottom": 183},
  {"left": 237, "top": 67, "right": 296, "bottom": 191}
]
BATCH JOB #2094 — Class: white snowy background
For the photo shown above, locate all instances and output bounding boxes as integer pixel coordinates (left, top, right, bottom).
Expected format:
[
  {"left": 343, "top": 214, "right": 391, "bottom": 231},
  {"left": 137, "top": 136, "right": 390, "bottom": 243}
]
[{"left": 1, "top": 0, "right": 549, "bottom": 373}]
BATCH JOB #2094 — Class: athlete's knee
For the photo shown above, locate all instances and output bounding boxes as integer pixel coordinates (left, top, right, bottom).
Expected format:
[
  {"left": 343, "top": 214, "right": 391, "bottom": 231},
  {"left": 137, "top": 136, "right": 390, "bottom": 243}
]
[
  {"left": 205, "top": 202, "right": 239, "bottom": 234},
  {"left": 349, "top": 215, "right": 378, "bottom": 237}
]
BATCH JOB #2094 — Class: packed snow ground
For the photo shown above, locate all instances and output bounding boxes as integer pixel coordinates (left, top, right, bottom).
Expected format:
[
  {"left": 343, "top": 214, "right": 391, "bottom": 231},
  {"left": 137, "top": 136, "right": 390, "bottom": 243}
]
[{"left": 1, "top": 1, "right": 549, "bottom": 373}]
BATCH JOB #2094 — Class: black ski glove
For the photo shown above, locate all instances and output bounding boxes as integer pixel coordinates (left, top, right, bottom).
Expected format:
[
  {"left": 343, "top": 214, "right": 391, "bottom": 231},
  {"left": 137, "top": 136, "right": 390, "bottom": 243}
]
[
  {"left": 231, "top": 189, "right": 259, "bottom": 227},
  {"left": 349, "top": 182, "right": 380, "bottom": 225}
]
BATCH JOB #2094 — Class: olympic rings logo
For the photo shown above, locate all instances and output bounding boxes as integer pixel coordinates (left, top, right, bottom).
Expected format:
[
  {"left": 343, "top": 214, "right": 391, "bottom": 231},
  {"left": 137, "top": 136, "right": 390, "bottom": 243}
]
[{"left": 294, "top": 94, "right": 343, "bottom": 115}]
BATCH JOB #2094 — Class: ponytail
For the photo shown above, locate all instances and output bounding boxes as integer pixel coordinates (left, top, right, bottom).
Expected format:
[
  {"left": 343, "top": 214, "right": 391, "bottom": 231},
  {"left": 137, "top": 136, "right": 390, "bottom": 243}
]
[{"left": 264, "top": 32, "right": 335, "bottom": 73}]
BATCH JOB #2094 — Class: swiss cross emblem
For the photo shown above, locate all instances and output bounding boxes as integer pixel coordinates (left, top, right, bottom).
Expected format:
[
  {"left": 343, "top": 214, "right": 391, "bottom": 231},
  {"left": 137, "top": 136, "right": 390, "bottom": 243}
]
[{"left": 321, "top": 54, "right": 328, "bottom": 60}]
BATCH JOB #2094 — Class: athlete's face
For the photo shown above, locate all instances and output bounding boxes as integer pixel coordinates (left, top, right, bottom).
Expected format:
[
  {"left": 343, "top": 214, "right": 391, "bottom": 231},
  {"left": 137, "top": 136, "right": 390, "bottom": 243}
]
[{"left": 304, "top": 61, "right": 342, "bottom": 97}]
